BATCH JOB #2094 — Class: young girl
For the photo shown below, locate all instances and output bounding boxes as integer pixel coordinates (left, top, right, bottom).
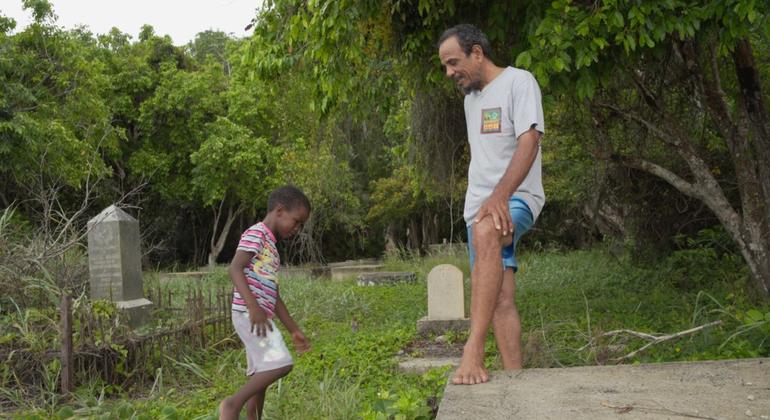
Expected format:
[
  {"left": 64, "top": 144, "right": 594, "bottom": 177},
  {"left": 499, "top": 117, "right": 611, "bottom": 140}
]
[{"left": 219, "top": 186, "right": 311, "bottom": 420}]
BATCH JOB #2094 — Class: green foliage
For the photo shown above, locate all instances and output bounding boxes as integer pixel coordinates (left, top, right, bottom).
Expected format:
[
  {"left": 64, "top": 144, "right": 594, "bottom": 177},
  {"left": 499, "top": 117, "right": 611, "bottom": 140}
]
[
  {"left": 281, "top": 137, "right": 362, "bottom": 234},
  {"left": 362, "top": 367, "right": 448, "bottom": 419},
  {"left": 130, "top": 61, "right": 227, "bottom": 201},
  {"left": 368, "top": 166, "right": 420, "bottom": 223},
  {"left": 0, "top": 10, "right": 118, "bottom": 191},
  {"left": 190, "top": 117, "right": 278, "bottom": 208},
  {"left": 665, "top": 227, "right": 747, "bottom": 290},
  {"left": 520, "top": 0, "right": 766, "bottom": 98},
  {"left": 244, "top": 0, "right": 402, "bottom": 116}
]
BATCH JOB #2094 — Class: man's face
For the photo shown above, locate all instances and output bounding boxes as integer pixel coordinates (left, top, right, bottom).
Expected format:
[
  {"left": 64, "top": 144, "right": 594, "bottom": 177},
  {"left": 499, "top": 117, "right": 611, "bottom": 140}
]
[{"left": 439, "top": 36, "right": 483, "bottom": 94}]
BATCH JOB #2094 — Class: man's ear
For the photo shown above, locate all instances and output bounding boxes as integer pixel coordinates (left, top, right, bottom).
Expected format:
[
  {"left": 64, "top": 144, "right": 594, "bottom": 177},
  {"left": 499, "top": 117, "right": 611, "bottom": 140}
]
[{"left": 471, "top": 44, "right": 484, "bottom": 60}]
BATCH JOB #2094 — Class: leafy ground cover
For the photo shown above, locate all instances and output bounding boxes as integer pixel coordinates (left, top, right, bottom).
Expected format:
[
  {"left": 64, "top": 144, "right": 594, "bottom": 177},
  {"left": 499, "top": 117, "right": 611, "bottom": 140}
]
[{"left": 8, "top": 245, "right": 770, "bottom": 419}]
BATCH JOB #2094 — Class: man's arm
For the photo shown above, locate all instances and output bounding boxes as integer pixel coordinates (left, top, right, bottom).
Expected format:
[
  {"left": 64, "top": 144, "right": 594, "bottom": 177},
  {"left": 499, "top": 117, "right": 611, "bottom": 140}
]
[{"left": 473, "top": 128, "right": 541, "bottom": 234}]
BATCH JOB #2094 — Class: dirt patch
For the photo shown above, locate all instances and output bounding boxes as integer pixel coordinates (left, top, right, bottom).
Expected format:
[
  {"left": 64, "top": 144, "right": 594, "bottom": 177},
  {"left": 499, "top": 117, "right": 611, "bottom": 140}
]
[{"left": 403, "top": 337, "right": 464, "bottom": 358}]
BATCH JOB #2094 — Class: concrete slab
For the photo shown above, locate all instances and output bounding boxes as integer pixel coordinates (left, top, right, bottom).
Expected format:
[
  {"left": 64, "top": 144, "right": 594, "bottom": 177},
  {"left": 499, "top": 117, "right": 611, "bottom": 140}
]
[
  {"left": 437, "top": 358, "right": 770, "bottom": 420},
  {"left": 327, "top": 258, "right": 380, "bottom": 267},
  {"left": 398, "top": 357, "right": 460, "bottom": 374},
  {"left": 279, "top": 266, "right": 330, "bottom": 279},
  {"left": 416, "top": 317, "right": 470, "bottom": 337},
  {"left": 115, "top": 298, "right": 153, "bottom": 328}
]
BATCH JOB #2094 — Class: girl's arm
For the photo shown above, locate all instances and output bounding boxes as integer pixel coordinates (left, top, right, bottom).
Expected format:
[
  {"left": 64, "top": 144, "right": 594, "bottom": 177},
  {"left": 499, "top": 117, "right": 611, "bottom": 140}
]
[
  {"left": 229, "top": 250, "right": 270, "bottom": 336},
  {"left": 275, "top": 294, "right": 310, "bottom": 352}
]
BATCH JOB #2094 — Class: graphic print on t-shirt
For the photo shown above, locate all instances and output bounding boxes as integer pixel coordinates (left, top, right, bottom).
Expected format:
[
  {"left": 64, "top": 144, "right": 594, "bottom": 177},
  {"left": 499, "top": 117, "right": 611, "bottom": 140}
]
[{"left": 481, "top": 107, "right": 502, "bottom": 134}]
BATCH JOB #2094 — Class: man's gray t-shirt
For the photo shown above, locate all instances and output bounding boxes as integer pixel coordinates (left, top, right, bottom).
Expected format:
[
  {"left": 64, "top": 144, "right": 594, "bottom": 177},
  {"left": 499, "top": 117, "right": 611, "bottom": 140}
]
[{"left": 463, "top": 66, "right": 545, "bottom": 225}]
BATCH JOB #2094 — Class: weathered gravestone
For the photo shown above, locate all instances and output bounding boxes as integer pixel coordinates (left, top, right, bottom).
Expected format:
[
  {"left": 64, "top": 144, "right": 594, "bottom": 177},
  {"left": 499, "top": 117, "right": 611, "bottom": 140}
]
[
  {"left": 416, "top": 264, "right": 469, "bottom": 336},
  {"left": 357, "top": 271, "right": 416, "bottom": 286},
  {"left": 87, "top": 205, "right": 152, "bottom": 327},
  {"left": 330, "top": 264, "right": 384, "bottom": 281}
]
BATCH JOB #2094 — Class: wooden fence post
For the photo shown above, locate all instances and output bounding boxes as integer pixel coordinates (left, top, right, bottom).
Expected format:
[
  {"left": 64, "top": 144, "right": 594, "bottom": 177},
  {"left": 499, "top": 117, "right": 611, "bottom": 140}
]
[{"left": 60, "top": 293, "right": 74, "bottom": 394}]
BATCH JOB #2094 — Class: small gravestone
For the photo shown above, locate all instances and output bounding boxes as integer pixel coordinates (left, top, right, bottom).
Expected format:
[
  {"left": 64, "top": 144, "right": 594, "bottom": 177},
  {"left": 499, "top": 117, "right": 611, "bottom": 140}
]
[
  {"left": 357, "top": 271, "right": 416, "bottom": 286},
  {"left": 88, "top": 205, "right": 152, "bottom": 327},
  {"left": 416, "top": 264, "right": 469, "bottom": 336}
]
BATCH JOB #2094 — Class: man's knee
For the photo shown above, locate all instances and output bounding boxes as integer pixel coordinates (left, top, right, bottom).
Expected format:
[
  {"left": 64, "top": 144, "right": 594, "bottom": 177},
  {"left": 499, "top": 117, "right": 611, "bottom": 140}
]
[{"left": 471, "top": 217, "right": 500, "bottom": 250}]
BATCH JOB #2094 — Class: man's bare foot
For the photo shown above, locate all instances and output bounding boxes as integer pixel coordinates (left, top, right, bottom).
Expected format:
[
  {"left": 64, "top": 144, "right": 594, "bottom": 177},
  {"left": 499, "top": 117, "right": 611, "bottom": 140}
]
[
  {"left": 219, "top": 398, "right": 237, "bottom": 420},
  {"left": 452, "top": 344, "right": 489, "bottom": 385}
]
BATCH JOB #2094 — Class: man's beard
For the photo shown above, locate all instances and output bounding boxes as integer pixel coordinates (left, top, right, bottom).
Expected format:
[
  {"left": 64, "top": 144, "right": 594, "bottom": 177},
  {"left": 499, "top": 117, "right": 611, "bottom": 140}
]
[
  {"left": 454, "top": 72, "right": 483, "bottom": 94},
  {"left": 462, "top": 79, "right": 483, "bottom": 94}
]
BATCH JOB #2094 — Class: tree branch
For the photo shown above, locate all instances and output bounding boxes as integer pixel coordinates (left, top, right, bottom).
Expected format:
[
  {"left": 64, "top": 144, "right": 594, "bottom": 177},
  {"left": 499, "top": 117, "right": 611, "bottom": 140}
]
[
  {"left": 614, "top": 320, "right": 722, "bottom": 361},
  {"left": 612, "top": 154, "right": 701, "bottom": 199},
  {"left": 595, "top": 102, "right": 680, "bottom": 147}
]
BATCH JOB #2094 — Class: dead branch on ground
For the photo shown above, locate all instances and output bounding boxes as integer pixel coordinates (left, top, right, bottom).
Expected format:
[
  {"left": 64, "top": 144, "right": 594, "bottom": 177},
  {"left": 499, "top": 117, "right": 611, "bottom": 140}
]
[{"left": 579, "top": 320, "right": 723, "bottom": 361}]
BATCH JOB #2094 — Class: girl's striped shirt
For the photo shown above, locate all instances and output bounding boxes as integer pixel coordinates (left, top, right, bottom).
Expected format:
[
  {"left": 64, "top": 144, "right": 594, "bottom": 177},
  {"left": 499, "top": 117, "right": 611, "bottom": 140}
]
[{"left": 231, "top": 222, "right": 280, "bottom": 317}]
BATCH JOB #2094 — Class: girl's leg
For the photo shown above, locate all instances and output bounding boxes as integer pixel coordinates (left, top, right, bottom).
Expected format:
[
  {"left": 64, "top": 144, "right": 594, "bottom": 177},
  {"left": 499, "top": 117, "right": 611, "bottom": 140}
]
[
  {"left": 219, "top": 365, "right": 292, "bottom": 420},
  {"left": 246, "top": 391, "right": 267, "bottom": 420},
  {"left": 255, "top": 390, "right": 267, "bottom": 420}
]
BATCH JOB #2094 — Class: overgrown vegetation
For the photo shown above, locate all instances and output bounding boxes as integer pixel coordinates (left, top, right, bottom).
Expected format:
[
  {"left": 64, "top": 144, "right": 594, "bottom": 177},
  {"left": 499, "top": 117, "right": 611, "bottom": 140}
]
[
  {"left": 3, "top": 0, "right": 768, "bottom": 281},
  {"left": 2, "top": 0, "right": 769, "bottom": 417},
  {"left": 6, "top": 242, "right": 769, "bottom": 418}
]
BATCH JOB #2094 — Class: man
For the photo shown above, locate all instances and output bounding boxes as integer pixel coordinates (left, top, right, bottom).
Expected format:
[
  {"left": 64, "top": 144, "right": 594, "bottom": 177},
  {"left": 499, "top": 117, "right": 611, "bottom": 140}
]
[{"left": 437, "top": 24, "right": 545, "bottom": 385}]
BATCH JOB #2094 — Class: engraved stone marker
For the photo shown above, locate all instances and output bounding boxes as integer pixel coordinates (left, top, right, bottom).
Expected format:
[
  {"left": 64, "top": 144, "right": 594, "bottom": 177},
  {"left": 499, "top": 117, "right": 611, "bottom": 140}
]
[
  {"left": 88, "top": 205, "right": 152, "bottom": 326},
  {"left": 417, "top": 264, "right": 469, "bottom": 336},
  {"left": 427, "top": 264, "right": 464, "bottom": 319}
]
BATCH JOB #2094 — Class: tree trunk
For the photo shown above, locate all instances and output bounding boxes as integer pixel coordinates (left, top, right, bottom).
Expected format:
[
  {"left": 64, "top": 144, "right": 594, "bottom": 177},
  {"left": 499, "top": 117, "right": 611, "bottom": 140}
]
[
  {"left": 582, "top": 202, "right": 626, "bottom": 239},
  {"left": 596, "top": 39, "right": 770, "bottom": 299},
  {"left": 734, "top": 38, "right": 770, "bottom": 225},
  {"left": 208, "top": 201, "right": 244, "bottom": 268},
  {"left": 735, "top": 226, "right": 770, "bottom": 297},
  {"left": 609, "top": 122, "right": 770, "bottom": 298},
  {"left": 385, "top": 222, "right": 399, "bottom": 255},
  {"left": 407, "top": 218, "right": 421, "bottom": 251},
  {"left": 420, "top": 209, "right": 439, "bottom": 249}
]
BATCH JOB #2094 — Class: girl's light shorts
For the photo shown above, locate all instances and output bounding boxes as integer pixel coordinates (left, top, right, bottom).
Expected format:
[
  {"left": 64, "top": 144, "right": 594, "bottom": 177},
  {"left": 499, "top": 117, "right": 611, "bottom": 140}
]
[{"left": 232, "top": 311, "right": 293, "bottom": 375}]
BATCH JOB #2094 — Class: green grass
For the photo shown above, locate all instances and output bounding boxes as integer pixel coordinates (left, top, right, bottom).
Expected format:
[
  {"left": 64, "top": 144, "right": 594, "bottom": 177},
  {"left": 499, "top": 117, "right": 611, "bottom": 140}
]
[{"left": 8, "top": 246, "right": 770, "bottom": 419}]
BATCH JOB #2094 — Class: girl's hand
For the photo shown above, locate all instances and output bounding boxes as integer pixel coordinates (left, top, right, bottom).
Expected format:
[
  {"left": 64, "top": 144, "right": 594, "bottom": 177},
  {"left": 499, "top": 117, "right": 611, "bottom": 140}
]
[
  {"left": 248, "top": 305, "right": 271, "bottom": 337},
  {"left": 291, "top": 330, "right": 310, "bottom": 353}
]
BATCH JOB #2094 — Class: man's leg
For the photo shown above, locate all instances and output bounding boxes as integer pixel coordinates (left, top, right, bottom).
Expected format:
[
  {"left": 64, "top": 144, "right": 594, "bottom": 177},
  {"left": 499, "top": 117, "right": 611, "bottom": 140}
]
[
  {"left": 492, "top": 268, "right": 522, "bottom": 369},
  {"left": 452, "top": 216, "right": 512, "bottom": 385}
]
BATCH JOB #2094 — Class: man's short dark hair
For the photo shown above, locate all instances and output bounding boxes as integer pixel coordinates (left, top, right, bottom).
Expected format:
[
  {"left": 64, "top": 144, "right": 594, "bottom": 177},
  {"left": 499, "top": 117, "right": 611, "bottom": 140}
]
[
  {"left": 438, "top": 24, "right": 492, "bottom": 59},
  {"left": 267, "top": 185, "right": 311, "bottom": 212}
]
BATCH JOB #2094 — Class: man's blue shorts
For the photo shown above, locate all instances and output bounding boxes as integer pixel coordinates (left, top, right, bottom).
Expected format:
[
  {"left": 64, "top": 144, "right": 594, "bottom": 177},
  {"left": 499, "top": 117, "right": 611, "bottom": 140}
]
[{"left": 467, "top": 196, "right": 534, "bottom": 273}]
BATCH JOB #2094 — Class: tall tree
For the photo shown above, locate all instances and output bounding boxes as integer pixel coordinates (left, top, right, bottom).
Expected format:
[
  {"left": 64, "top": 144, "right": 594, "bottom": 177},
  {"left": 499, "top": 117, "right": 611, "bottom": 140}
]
[
  {"left": 0, "top": 1, "right": 117, "bottom": 211},
  {"left": 190, "top": 117, "right": 279, "bottom": 266},
  {"left": 519, "top": 0, "right": 770, "bottom": 297}
]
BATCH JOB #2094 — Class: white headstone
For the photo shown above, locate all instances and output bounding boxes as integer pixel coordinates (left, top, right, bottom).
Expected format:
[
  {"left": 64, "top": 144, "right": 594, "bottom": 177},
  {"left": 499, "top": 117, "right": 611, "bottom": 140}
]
[{"left": 427, "top": 264, "right": 464, "bottom": 320}]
